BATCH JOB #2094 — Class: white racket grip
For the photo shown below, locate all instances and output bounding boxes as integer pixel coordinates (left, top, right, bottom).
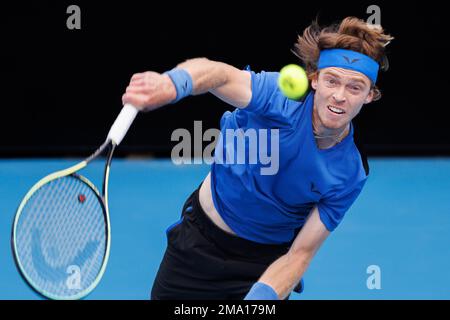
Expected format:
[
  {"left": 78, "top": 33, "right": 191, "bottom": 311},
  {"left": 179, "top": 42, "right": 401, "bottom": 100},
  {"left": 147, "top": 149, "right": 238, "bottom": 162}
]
[{"left": 107, "top": 104, "right": 139, "bottom": 145}]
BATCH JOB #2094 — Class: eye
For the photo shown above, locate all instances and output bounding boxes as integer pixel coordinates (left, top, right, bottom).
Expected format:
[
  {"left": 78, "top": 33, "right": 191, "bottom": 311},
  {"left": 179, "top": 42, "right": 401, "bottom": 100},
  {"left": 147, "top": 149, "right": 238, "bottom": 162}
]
[{"left": 348, "top": 84, "right": 363, "bottom": 93}]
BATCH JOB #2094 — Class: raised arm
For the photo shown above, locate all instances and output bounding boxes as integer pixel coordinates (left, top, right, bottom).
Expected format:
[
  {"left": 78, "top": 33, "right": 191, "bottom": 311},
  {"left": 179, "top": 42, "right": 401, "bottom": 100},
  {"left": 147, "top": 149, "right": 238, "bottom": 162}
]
[{"left": 122, "top": 58, "right": 252, "bottom": 111}]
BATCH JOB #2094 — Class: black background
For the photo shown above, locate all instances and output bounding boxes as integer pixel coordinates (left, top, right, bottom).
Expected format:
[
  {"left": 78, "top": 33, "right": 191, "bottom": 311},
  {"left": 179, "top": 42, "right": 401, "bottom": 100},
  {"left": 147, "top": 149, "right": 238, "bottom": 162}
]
[{"left": 0, "top": 0, "right": 448, "bottom": 157}]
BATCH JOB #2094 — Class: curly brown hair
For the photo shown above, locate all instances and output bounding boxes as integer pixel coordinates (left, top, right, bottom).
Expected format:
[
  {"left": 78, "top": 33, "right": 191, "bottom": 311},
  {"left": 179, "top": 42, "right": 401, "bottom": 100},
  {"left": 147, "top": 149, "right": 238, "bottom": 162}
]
[{"left": 293, "top": 17, "right": 393, "bottom": 101}]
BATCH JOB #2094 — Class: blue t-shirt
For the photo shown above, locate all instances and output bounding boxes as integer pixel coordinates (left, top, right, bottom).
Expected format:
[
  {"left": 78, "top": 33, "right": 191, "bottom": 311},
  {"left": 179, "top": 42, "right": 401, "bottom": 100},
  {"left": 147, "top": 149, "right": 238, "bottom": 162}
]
[{"left": 210, "top": 70, "right": 368, "bottom": 244}]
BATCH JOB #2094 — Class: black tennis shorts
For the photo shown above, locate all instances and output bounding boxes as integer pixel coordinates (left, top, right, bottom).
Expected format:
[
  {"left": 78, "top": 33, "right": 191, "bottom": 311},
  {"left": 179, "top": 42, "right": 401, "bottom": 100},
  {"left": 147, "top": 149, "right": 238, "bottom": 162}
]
[{"left": 151, "top": 186, "right": 302, "bottom": 300}]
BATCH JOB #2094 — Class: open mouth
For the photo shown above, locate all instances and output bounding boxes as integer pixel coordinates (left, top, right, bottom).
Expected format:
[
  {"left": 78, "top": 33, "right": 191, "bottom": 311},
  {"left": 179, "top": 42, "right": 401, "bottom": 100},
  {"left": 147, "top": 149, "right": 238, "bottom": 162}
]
[{"left": 327, "top": 105, "right": 345, "bottom": 115}]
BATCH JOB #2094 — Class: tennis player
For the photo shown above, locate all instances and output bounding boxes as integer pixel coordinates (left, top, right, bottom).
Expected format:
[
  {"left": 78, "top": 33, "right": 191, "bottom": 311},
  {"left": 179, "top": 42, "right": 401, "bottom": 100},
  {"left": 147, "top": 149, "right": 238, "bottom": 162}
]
[{"left": 122, "top": 17, "right": 393, "bottom": 300}]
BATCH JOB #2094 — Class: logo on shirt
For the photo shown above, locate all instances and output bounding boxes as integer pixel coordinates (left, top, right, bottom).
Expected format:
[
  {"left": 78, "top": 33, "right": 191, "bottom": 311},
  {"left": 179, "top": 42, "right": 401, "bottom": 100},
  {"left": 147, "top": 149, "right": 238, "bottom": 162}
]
[{"left": 310, "top": 182, "right": 321, "bottom": 195}]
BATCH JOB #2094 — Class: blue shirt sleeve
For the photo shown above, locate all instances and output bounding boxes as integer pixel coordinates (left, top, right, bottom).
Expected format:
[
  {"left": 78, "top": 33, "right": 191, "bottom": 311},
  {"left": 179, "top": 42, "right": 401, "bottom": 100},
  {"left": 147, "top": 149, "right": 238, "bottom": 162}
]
[
  {"left": 245, "top": 71, "right": 280, "bottom": 113},
  {"left": 317, "top": 178, "right": 366, "bottom": 232},
  {"left": 243, "top": 70, "right": 302, "bottom": 128}
]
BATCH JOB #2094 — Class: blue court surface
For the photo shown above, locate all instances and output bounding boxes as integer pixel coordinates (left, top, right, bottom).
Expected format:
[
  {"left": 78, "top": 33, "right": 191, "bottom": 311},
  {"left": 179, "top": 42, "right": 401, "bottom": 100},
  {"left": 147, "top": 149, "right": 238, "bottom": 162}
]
[{"left": 1, "top": 158, "right": 449, "bottom": 300}]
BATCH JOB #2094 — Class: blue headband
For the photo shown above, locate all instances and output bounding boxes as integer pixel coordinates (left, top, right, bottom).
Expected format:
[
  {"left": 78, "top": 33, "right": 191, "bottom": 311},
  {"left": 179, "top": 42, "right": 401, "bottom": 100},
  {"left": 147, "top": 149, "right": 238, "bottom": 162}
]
[{"left": 317, "top": 49, "right": 379, "bottom": 83}]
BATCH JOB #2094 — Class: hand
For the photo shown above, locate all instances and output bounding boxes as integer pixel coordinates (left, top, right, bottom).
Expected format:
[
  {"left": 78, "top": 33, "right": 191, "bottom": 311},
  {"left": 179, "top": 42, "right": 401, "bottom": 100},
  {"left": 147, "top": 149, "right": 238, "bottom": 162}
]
[{"left": 122, "top": 71, "right": 177, "bottom": 112}]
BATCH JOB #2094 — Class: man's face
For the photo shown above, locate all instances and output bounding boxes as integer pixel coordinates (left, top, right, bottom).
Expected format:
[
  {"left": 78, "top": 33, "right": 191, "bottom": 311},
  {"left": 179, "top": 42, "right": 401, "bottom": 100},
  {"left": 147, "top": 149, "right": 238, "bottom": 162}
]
[{"left": 311, "top": 67, "right": 374, "bottom": 130}]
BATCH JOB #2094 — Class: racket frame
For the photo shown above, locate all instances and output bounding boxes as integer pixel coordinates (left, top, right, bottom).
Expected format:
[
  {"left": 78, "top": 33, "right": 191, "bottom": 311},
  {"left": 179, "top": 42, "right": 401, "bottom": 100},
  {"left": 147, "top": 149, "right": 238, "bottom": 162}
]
[{"left": 11, "top": 140, "right": 115, "bottom": 300}]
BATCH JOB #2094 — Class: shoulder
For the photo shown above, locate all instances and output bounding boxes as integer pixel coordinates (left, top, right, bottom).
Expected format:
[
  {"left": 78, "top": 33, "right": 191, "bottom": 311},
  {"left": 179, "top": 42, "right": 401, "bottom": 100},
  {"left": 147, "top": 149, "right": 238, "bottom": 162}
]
[
  {"left": 249, "top": 70, "right": 280, "bottom": 85},
  {"left": 247, "top": 70, "right": 280, "bottom": 105},
  {"left": 244, "top": 70, "right": 310, "bottom": 127}
]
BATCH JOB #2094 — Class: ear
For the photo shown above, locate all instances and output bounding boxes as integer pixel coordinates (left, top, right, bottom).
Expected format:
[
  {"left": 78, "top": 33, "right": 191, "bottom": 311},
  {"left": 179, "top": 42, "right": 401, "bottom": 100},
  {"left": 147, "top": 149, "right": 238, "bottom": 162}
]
[
  {"left": 311, "top": 77, "right": 318, "bottom": 90},
  {"left": 364, "top": 89, "right": 375, "bottom": 104}
]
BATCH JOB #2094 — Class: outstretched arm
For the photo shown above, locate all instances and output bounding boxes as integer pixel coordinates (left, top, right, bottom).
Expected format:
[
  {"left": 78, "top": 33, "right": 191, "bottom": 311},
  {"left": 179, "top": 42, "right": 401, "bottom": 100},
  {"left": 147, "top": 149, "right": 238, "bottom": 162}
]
[
  {"left": 122, "top": 58, "right": 252, "bottom": 111},
  {"left": 246, "top": 206, "right": 330, "bottom": 300}
]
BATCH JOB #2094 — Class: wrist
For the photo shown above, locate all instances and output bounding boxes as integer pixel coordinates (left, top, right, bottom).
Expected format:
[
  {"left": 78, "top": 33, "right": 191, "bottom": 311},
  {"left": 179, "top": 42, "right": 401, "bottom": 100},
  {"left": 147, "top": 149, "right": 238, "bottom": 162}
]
[
  {"left": 164, "top": 68, "right": 193, "bottom": 103},
  {"left": 244, "top": 282, "right": 279, "bottom": 300}
]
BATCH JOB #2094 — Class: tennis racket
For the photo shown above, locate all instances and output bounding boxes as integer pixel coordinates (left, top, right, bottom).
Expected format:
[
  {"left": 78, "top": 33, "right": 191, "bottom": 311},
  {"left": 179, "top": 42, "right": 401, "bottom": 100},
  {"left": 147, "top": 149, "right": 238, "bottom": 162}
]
[{"left": 11, "top": 103, "right": 138, "bottom": 300}]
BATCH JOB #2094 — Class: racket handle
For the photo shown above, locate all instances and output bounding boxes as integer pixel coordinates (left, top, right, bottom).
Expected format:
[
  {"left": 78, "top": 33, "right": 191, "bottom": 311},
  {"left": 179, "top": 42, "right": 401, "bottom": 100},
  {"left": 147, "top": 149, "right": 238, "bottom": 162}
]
[{"left": 107, "top": 104, "right": 139, "bottom": 145}]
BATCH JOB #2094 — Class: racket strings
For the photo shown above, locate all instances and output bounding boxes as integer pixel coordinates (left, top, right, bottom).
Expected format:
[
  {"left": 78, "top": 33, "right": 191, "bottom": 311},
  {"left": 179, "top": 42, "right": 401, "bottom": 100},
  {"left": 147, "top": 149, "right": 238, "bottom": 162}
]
[{"left": 15, "top": 175, "right": 107, "bottom": 298}]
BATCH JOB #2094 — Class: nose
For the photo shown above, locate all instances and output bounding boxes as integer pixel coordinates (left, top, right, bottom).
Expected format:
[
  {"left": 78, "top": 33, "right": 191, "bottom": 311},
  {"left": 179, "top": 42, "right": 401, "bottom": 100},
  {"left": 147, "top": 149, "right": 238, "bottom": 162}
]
[{"left": 332, "top": 87, "right": 346, "bottom": 104}]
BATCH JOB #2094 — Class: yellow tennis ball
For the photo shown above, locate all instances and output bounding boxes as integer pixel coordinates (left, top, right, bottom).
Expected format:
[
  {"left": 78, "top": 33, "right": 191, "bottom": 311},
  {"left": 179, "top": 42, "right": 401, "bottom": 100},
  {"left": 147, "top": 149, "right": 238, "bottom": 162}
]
[{"left": 278, "top": 64, "right": 309, "bottom": 100}]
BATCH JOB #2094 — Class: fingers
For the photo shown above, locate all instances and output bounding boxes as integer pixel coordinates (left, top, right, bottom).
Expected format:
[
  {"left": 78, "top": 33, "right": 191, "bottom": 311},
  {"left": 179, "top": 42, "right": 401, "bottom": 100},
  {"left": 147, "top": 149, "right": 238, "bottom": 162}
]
[
  {"left": 130, "top": 73, "right": 145, "bottom": 81},
  {"left": 129, "top": 71, "right": 158, "bottom": 88},
  {"left": 123, "top": 71, "right": 174, "bottom": 111},
  {"left": 130, "top": 78, "right": 145, "bottom": 85},
  {"left": 125, "top": 85, "right": 147, "bottom": 94},
  {"left": 122, "top": 92, "right": 149, "bottom": 109},
  {"left": 130, "top": 71, "right": 159, "bottom": 83},
  {"left": 124, "top": 74, "right": 155, "bottom": 106},
  {"left": 123, "top": 73, "right": 153, "bottom": 109}
]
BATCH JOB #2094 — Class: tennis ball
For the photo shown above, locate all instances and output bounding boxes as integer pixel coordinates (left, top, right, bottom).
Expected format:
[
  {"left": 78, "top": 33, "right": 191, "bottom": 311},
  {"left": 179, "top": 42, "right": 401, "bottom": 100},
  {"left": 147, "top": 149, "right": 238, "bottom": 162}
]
[{"left": 278, "top": 64, "right": 309, "bottom": 100}]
